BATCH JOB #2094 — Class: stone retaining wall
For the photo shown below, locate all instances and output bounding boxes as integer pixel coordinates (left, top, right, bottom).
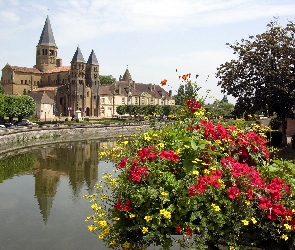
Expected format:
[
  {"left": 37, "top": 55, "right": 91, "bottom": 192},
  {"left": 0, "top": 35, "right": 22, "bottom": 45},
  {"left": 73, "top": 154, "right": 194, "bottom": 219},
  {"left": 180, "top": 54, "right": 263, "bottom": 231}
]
[{"left": 0, "top": 123, "right": 150, "bottom": 157}]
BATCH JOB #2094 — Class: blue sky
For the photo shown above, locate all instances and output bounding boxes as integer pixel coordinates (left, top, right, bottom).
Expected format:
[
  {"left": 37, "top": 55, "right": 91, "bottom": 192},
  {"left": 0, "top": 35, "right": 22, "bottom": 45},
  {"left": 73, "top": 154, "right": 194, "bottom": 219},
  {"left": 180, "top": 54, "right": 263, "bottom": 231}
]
[{"left": 1, "top": 0, "right": 295, "bottom": 104}]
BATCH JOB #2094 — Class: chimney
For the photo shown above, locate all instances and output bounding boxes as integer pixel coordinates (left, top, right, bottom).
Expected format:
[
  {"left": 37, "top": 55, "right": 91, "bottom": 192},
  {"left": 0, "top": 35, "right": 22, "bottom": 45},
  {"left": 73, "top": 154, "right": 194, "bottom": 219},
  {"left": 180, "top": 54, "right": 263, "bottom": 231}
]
[{"left": 169, "top": 90, "right": 172, "bottom": 97}]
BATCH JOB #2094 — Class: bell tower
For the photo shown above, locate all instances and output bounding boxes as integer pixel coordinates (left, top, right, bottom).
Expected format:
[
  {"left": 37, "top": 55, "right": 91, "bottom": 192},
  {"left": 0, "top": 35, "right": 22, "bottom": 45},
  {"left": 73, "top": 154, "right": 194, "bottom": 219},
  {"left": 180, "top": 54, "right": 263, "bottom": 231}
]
[
  {"left": 36, "top": 16, "right": 58, "bottom": 72},
  {"left": 69, "top": 46, "right": 86, "bottom": 113}
]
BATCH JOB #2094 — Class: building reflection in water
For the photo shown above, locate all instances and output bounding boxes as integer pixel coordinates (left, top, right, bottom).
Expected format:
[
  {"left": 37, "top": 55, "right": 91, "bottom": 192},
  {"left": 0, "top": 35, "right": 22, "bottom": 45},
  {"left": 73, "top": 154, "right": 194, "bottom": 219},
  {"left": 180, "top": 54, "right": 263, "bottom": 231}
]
[{"left": 31, "top": 139, "right": 116, "bottom": 224}]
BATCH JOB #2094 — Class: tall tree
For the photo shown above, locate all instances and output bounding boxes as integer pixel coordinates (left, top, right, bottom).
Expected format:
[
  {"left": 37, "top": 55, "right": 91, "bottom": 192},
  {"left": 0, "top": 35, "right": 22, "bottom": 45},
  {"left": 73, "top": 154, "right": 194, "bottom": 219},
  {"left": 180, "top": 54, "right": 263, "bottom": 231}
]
[
  {"left": 99, "top": 75, "right": 116, "bottom": 85},
  {"left": 216, "top": 19, "right": 295, "bottom": 145}
]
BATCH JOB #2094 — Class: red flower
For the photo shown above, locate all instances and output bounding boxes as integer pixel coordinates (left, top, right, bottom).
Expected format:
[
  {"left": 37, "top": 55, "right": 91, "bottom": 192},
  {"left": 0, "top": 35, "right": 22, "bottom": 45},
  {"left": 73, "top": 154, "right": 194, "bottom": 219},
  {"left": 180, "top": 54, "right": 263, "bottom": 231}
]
[
  {"left": 160, "top": 79, "right": 167, "bottom": 86},
  {"left": 227, "top": 187, "right": 240, "bottom": 199},
  {"left": 175, "top": 225, "right": 182, "bottom": 234},
  {"left": 159, "top": 150, "right": 179, "bottom": 162},
  {"left": 185, "top": 226, "right": 192, "bottom": 237},
  {"left": 259, "top": 198, "right": 273, "bottom": 210},
  {"left": 118, "top": 157, "right": 128, "bottom": 169},
  {"left": 185, "top": 98, "right": 201, "bottom": 113}
]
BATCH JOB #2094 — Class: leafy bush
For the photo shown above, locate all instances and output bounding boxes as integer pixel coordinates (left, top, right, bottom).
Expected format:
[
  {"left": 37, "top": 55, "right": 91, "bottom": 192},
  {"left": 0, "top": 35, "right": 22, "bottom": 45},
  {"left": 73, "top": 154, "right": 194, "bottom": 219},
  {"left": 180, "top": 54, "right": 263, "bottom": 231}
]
[{"left": 84, "top": 77, "right": 295, "bottom": 250}]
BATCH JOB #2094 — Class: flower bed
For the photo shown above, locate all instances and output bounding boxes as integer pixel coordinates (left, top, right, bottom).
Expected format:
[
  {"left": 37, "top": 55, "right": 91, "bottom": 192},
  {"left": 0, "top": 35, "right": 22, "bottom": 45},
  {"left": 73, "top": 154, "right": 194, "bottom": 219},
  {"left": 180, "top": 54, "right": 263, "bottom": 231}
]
[{"left": 84, "top": 84, "right": 295, "bottom": 250}]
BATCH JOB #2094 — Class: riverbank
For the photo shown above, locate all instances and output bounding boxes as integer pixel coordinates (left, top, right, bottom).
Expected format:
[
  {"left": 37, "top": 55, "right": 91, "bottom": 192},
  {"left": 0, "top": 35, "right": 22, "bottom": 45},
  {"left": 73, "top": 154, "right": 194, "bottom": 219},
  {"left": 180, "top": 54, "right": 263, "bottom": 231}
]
[{"left": 0, "top": 122, "right": 150, "bottom": 159}]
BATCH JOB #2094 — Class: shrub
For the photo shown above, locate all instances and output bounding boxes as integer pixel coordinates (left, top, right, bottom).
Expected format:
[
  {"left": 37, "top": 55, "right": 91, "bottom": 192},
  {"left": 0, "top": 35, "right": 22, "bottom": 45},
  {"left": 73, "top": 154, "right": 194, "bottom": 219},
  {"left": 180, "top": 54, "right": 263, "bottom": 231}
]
[{"left": 84, "top": 77, "right": 295, "bottom": 250}]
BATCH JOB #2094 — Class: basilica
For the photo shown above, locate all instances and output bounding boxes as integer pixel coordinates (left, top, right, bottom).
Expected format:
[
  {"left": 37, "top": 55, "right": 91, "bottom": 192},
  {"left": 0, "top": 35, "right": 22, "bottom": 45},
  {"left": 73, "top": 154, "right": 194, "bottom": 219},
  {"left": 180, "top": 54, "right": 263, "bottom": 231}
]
[{"left": 1, "top": 16, "right": 174, "bottom": 118}]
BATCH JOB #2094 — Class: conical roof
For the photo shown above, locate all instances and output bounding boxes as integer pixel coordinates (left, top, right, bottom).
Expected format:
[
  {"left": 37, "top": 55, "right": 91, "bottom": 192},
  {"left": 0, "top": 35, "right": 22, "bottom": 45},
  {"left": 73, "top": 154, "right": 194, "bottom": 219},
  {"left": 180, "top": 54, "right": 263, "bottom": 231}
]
[
  {"left": 71, "top": 46, "right": 85, "bottom": 63},
  {"left": 87, "top": 50, "right": 99, "bottom": 65},
  {"left": 122, "top": 68, "right": 132, "bottom": 81},
  {"left": 38, "top": 16, "right": 57, "bottom": 47}
]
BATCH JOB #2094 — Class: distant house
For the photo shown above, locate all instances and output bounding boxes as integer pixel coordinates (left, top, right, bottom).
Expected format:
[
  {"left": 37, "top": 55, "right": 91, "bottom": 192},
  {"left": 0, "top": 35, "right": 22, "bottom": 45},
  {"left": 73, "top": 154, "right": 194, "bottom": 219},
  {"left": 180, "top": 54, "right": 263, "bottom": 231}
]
[
  {"left": 28, "top": 91, "right": 55, "bottom": 120},
  {"left": 100, "top": 68, "right": 175, "bottom": 118}
]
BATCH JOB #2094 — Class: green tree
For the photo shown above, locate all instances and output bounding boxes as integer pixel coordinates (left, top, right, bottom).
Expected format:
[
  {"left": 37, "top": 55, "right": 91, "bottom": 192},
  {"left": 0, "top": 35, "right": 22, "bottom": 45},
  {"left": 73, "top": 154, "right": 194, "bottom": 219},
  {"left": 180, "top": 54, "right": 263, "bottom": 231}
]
[
  {"left": 17, "top": 95, "right": 36, "bottom": 121},
  {"left": 0, "top": 81, "right": 4, "bottom": 94},
  {"left": 216, "top": 19, "right": 295, "bottom": 145},
  {"left": 4, "top": 95, "right": 18, "bottom": 122},
  {"left": 116, "top": 105, "right": 126, "bottom": 116},
  {"left": 99, "top": 75, "right": 116, "bottom": 85},
  {"left": 208, "top": 99, "right": 235, "bottom": 118},
  {"left": 174, "top": 84, "right": 196, "bottom": 105}
]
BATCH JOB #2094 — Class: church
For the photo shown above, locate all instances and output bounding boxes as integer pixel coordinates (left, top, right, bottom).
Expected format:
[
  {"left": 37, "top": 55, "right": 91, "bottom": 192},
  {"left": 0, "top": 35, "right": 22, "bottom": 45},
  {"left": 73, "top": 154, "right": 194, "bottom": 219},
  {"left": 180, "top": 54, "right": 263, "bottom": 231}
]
[{"left": 1, "top": 16, "right": 174, "bottom": 119}]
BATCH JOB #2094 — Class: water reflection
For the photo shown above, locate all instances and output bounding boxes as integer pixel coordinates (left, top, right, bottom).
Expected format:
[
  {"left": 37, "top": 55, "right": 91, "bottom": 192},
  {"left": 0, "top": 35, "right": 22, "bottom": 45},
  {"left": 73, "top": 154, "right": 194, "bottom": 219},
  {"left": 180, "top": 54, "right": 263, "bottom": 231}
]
[
  {"left": 0, "top": 140, "right": 181, "bottom": 250},
  {"left": 0, "top": 140, "right": 117, "bottom": 250}
]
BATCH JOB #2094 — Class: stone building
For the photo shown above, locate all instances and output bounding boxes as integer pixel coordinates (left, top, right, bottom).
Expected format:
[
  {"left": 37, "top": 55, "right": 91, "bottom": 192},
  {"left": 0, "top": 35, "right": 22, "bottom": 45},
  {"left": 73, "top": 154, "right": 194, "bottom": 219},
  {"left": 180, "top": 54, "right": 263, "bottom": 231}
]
[
  {"left": 1, "top": 16, "right": 174, "bottom": 119},
  {"left": 1, "top": 16, "right": 100, "bottom": 117}
]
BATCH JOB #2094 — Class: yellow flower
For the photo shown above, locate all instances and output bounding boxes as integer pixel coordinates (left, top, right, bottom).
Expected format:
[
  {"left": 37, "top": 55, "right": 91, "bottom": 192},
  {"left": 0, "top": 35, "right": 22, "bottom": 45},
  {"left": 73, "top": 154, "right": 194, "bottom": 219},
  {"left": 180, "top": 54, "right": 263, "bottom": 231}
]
[
  {"left": 142, "top": 247, "right": 147, "bottom": 250},
  {"left": 229, "top": 247, "right": 235, "bottom": 250},
  {"left": 175, "top": 148, "right": 182, "bottom": 155},
  {"left": 284, "top": 224, "right": 291, "bottom": 230},
  {"left": 161, "top": 191, "right": 168, "bottom": 196},
  {"left": 142, "top": 227, "right": 148, "bottom": 234},
  {"left": 285, "top": 216, "right": 292, "bottom": 221},
  {"left": 90, "top": 203, "right": 101, "bottom": 211},
  {"left": 245, "top": 200, "right": 251, "bottom": 206},
  {"left": 251, "top": 217, "right": 257, "bottom": 224},
  {"left": 98, "top": 233, "right": 105, "bottom": 239},
  {"left": 113, "top": 217, "right": 120, "bottom": 221},
  {"left": 241, "top": 219, "right": 249, "bottom": 226},
  {"left": 281, "top": 234, "right": 288, "bottom": 241},
  {"left": 109, "top": 240, "right": 116, "bottom": 246},
  {"left": 123, "top": 141, "right": 128, "bottom": 145},
  {"left": 211, "top": 203, "right": 221, "bottom": 212},
  {"left": 104, "top": 227, "right": 110, "bottom": 234},
  {"left": 158, "top": 143, "right": 164, "bottom": 148},
  {"left": 88, "top": 225, "right": 97, "bottom": 232},
  {"left": 204, "top": 169, "right": 210, "bottom": 174},
  {"left": 98, "top": 220, "right": 107, "bottom": 228},
  {"left": 144, "top": 215, "right": 152, "bottom": 222},
  {"left": 123, "top": 241, "right": 130, "bottom": 249},
  {"left": 110, "top": 179, "right": 116, "bottom": 186},
  {"left": 129, "top": 213, "right": 136, "bottom": 218},
  {"left": 163, "top": 211, "right": 171, "bottom": 219},
  {"left": 192, "top": 170, "right": 199, "bottom": 175}
]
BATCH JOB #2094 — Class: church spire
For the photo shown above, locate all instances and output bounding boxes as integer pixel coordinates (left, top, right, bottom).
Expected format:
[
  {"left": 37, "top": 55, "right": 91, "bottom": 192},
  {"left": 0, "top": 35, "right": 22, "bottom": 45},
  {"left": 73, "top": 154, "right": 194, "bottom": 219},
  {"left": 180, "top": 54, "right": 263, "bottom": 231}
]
[
  {"left": 71, "top": 46, "right": 85, "bottom": 63},
  {"left": 38, "top": 15, "right": 57, "bottom": 47},
  {"left": 87, "top": 50, "right": 99, "bottom": 65}
]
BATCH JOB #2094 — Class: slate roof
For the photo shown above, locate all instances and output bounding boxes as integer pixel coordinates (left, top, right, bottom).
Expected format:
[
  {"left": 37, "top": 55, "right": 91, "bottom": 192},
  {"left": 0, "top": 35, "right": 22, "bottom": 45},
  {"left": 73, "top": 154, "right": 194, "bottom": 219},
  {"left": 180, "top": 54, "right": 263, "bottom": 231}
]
[
  {"left": 71, "top": 46, "right": 85, "bottom": 63},
  {"left": 87, "top": 50, "right": 99, "bottom": 65},
  {"left": 38, "top": 16, "right": 57, "bottom": 47},
  {"left": 28, "top": 91, "right": 54, "bottom": 105}
]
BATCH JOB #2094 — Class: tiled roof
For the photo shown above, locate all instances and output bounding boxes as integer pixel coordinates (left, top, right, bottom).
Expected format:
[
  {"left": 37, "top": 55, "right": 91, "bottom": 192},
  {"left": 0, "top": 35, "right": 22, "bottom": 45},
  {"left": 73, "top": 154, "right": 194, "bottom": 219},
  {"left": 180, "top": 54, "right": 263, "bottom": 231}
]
[
  {"left": 38, "top": 16, "right": 57, "bottom": 47},
  {"left": 99, "top": 85, "right": 113, "bottom": 95},
  {"left": 28, "top": 91, "right": 54, "bottom": 104},
  {"left": 44, "top": 66, "right": 71, "bottom": 73},
  {"left": 9, "top": 65, "right": 41, "bottom": 74},
  {"left": 31, "top": 86, "right": 59, "bottom": 92},
  {"left": 111, "top": 81, "right": 174, "bottom": 99}
]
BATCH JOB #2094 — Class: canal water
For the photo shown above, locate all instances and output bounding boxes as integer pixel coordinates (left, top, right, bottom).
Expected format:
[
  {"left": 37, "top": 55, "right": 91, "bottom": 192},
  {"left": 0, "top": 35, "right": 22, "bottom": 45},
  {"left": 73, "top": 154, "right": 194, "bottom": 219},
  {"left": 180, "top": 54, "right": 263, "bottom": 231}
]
[{"left": 0, "top": 140, "right": 182, "bottom": 250}]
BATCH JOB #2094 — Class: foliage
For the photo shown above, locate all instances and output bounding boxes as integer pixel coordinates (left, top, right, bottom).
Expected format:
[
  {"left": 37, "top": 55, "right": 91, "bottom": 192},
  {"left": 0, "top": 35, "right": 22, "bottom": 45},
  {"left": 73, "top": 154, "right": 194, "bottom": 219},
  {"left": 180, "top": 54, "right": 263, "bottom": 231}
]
[
  {"left": 16, "top": 95, "right": 36, "bottom": 120},
  {"left": 207, "top": 98, "right": 235, "bottom": 119},
  {"left": 0, "top": 94, "right": 5, "bottom": 118},
  {"left": 3, "top": 94, "right": 35, "bottom": 121},
  {"left": 116, "top": 104, "right": 179, "bottom": 118},
  {"left": 174, "top": 73, "right": 200, "bottom": 105},
  {"left": 216, "top": 19, "right": 295, "bottom": 145},
  {"left": 100, "top": 75, "right": 116, "bottom": 85},
  {"left": 0, "top": 82, "right": 3, "bottom": 94},
  {"left": 84, "top": 76, "right": 295, "bottom": 250}
]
